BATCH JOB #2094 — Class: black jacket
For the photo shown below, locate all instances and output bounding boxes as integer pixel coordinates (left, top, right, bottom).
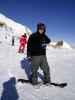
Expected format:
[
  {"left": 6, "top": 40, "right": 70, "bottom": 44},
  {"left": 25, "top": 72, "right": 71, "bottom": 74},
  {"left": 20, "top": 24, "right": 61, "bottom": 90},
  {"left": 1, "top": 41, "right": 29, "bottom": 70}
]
[{"left": 27, "top": 32, "right": 51, "bottom": 56}]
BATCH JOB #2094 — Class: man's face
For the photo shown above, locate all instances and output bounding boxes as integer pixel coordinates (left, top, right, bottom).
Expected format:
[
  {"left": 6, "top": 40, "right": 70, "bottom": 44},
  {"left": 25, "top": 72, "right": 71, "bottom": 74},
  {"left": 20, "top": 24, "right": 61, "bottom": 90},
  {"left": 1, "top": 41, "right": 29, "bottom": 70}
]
[{"left": 38, "top": 28, "right": 44, "bottom": 34}]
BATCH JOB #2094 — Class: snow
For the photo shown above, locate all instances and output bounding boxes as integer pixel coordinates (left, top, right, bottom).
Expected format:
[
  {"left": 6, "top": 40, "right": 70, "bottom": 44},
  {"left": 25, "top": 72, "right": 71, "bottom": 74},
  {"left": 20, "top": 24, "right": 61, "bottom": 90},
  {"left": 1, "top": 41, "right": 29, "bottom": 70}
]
[
  {"left": 0, "top": 13, "right": 31, "bottom": 34},
  {"left": 0, "top": 13, "right": 74, "bottom": 100},
  {"left": 0, "top": 13, "right": 31, "bottom": 46},
  {"left": 50, "top": 41, "right": 72, "bottom": 49},
  {"left": 0, "top": 42, "right": 75, "bottom": 100},
  {"left": 62, "top": 41, "right": 72, "bottom": 49}
]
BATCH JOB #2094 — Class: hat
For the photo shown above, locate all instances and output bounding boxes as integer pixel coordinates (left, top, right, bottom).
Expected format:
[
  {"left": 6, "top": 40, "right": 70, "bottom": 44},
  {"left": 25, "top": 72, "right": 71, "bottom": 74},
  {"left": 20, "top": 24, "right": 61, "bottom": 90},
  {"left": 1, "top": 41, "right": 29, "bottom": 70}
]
[{"left": 37, "top": 23, "right": 46, "bottom": 32}]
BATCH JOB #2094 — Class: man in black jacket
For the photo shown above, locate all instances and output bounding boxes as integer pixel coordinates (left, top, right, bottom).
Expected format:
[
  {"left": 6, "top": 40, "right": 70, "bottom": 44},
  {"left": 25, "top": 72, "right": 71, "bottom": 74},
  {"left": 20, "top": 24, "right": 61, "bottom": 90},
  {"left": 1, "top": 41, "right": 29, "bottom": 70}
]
[{"left": 27, "top": 23, "right": 51, "bottom": 85}]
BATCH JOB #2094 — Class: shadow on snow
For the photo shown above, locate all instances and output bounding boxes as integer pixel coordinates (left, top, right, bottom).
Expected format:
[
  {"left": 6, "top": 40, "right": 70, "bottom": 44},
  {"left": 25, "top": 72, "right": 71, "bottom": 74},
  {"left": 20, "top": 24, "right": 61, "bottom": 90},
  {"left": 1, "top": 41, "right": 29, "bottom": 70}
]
[{"left": 1, "top": 77, "right": 19, "bottom": 100}]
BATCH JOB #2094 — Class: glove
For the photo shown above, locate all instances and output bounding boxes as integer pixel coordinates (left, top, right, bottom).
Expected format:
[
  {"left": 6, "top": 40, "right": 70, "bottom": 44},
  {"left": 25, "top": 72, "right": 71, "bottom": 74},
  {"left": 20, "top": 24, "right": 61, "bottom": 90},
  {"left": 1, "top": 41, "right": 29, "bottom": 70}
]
[
  {"left": 42, "top": 43, "right": 47, "bottom": 48},
  {"left": 26, "top": 56, "right": 32, "bottom": 62}
]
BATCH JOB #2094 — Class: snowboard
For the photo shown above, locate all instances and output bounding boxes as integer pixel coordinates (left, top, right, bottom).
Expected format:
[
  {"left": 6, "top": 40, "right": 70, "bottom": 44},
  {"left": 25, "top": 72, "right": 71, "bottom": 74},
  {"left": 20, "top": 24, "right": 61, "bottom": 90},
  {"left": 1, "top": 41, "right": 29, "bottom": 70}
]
[{"left": 17, "top": 79, "right": 67, "bottom": 88}]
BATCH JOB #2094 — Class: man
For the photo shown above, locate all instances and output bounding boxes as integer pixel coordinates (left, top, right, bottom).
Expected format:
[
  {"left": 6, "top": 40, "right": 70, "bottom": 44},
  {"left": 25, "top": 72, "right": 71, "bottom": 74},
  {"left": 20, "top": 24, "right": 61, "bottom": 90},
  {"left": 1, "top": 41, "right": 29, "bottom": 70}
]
[
  {"left": 27, "top": 23, "right": 51, "bottom": 85},
  {"left": 18, "top": 33, "right": 27, "bottom": 53}
]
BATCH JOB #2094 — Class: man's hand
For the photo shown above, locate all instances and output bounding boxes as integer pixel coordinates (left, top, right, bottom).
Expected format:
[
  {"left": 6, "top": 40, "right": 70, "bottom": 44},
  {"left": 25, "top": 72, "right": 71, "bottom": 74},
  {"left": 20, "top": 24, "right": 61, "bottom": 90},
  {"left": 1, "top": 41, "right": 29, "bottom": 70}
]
[{"left": 26, "top": 56, "right": 32, "bottom": 62}]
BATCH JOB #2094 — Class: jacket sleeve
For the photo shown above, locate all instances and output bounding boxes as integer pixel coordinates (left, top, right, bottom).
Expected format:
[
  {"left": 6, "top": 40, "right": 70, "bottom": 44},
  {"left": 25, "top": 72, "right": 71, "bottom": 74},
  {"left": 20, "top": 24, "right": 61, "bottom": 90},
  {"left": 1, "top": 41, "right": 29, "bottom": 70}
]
[
  {"left": 44, "top": 35, "right": 51, "bottom": 44},
  {"left": 27, "top": 35, "right": 32, "bottom": 57}
]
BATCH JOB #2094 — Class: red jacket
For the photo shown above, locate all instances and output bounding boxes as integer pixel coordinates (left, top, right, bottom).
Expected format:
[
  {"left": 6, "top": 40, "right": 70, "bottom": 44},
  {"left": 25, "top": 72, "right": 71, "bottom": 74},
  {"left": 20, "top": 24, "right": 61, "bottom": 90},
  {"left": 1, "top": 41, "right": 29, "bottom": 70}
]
[{"left": 20, "top": 35, "right": 27, "bottom": 45}]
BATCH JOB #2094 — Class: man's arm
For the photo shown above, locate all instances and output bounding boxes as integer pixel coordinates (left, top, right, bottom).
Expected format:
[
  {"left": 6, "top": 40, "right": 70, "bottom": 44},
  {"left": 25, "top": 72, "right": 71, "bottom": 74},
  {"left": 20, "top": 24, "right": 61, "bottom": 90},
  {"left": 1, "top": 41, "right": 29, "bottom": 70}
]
[{"left": 44, "top": 35, "right": 51, "bottom": 44}]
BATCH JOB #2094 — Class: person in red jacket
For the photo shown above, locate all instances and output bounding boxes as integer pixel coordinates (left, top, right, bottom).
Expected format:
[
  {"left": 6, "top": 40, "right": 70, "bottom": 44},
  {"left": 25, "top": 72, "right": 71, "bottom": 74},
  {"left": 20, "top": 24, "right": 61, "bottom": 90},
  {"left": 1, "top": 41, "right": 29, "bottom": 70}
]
[{"left": 18, "top": 34, "right": 27, "bottom": 53}]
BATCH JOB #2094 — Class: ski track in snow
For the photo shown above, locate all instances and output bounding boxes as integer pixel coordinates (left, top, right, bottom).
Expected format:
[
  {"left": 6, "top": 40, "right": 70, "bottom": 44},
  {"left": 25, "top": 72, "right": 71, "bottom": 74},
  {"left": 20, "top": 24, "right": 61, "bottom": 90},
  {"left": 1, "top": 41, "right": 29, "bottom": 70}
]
[{"left": 0, "top": 42, "right": 75, "bottom": 100}]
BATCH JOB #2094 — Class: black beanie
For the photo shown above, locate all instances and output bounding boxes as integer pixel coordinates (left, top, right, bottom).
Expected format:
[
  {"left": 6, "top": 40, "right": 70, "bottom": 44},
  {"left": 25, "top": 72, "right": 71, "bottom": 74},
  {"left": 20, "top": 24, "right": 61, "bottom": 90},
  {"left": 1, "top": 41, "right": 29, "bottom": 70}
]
[{"left": 37, "top": 23, "right": 46, "bottom": 33}]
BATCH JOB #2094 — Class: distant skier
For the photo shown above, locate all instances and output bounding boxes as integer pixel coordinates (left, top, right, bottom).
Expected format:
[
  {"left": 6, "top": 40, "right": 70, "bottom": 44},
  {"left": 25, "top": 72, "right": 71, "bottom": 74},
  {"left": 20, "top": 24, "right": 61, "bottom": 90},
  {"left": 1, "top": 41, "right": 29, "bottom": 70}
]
[
  {"left": 12, "top": 36, "right": 15, "bottom": 46},
  {"left": 18, "top": 33, "right": 27, "bottom": 53},
  {"left": 27, "top": 23, "right": 51, "bottom": 85}
]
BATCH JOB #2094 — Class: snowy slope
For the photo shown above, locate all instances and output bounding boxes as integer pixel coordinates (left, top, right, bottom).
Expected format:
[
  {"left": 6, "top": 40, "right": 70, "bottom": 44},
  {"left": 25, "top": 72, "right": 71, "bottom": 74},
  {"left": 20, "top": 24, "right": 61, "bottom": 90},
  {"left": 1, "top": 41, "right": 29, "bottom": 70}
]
[
  {"left": 0, "top": 13, "right": 31, "bottom": 34},
  {"left": 50, "top": 41, "right": 72, "bottom": 49},
  {"left": 0, "top": 13, "right": 31, "bottom": 45},
  {"left": 0, "top": 42, "right": 75, "bottom": 100}
]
